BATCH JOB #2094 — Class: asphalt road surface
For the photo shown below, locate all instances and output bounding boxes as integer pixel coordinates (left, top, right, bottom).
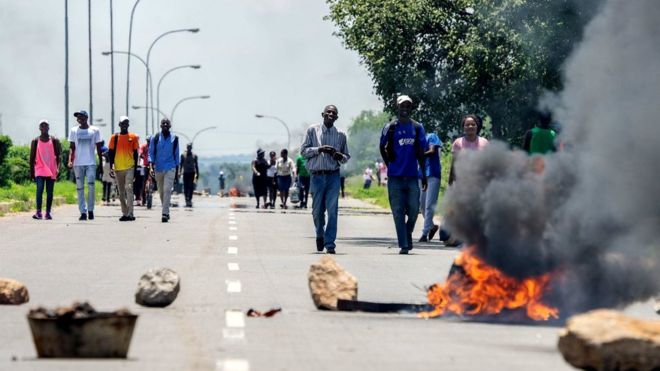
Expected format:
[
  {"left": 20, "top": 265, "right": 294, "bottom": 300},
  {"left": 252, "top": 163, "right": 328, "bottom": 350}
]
[{"left": 0, "top": 194, "right": 656, "bottom": 371}]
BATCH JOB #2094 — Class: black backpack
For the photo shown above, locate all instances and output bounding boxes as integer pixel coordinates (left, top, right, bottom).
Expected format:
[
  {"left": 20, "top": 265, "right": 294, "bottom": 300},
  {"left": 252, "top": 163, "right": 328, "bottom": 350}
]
[{"left": 382, "top": 119, "right": 424, "bottom": 164}]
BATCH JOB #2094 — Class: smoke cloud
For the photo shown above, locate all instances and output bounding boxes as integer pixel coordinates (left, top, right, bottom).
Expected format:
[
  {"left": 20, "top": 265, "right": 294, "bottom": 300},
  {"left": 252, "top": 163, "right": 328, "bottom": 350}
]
[{"left": 443, "top": 0, "right": 660, "bottom": 314}]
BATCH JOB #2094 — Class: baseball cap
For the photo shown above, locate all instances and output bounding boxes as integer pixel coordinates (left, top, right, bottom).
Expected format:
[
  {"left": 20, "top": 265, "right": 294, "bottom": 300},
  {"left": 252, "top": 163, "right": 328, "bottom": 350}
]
[
  {"left": 119, "top": 115, "right": 129, "bottom": 123},
  {"left": 73, "top": 110, "right": 89, "bottom": 118},
  {"left": 396, "top": 95, "right": 413, "bottom": 106},
  {"left": 39, "top": 119, "right": 49, "bottom": 125}
]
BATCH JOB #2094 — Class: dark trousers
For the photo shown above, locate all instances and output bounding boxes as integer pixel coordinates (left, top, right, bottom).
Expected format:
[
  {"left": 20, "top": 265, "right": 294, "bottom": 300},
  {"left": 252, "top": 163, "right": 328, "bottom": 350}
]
[
  {"left": 133, "top": 171, "right": 144, "bottom": 202},
  {"left": 183, "top": 172, "right": 195, "bottom": 202},
  {"left": 340, "top": 176, "right": 346, "bottom": 198},
  {"left": 103, "top": 181, "right": 113, "bottom": 201},
  {"left": 35, "top": 177, "right": 55, "bottom": 212},
  {"left": 299, "top": 176, "right": 310, "bottom": 207},
  {"left": 267, "top": 176, "right": 277, "bottom": 205}
]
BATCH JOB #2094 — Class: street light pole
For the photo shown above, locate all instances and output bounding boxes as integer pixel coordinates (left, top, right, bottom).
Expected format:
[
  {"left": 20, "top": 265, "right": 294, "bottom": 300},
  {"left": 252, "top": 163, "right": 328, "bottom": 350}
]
[
  {"left": 132, "top": 105, "right": 168, "bottom": 121},
  {"left": 64, "top": 0, "right": 70, "bottom": 136},
  {"left": 255, "top": 114, "right": 291, "bottom": 151},
  {"left": 156, "top": 64, "right": 200, "bottom": 132},
  {"left": 191, "top": 126, "right": 217, "bottom": 144},
  {"left": 103, "top": 50, "right": 152, "bottom": 137},
  {"left": 170, "top": 95, "right": 210, "bottom": 124},
  {"left": 125, "top": 0, "right": 141, "bottom": 116},
  {"left": 109, "top": 0, "right": 115, "bottom": 134},
  {"left": 145, "top": 28, "right": 199, "bottom": 133},
  {"left": 172, "top": 131, "right": 191, "bottom": 143},
  {"left": 88, "top": 0, "right": 93, "bottom": 123}
]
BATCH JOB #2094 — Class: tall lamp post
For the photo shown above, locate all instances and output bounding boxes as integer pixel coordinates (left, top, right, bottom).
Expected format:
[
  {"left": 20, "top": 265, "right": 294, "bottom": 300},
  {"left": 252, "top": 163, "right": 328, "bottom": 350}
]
[
  {"left": 170, "top": 95, "right": 210, "bottom": 124},
  {"left": 132, "top": 105, "right": 168, "bottom": 126},
  {"left": 191, "top": 126, "right": 217, "bottom": 144},
  {"left": 172, "top": 131, "right": 191, "bottom": 143},
  {"left": 102, "top": 50, "right": 152, "bottom": 136},
  {"left": 255, "top": 114, "right": 291, "bottom": 151},
  {"left": 156, "top": 64, "right": 201, "bottom": 133},
  {"left": 125, "top": 0, "right": 142, "bottom": 115},
  {"left": 145, "top": 28, "right": 199, "bottom": 131}
]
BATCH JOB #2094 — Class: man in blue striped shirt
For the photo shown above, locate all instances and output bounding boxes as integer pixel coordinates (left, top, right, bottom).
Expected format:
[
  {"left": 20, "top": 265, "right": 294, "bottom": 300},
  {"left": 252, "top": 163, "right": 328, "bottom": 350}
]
[
  {"left": 149, "top": 118, "right": 180, "bottom": 223},
  {"left": 301, "top": 105, "right": 350, "bottom": 254}
]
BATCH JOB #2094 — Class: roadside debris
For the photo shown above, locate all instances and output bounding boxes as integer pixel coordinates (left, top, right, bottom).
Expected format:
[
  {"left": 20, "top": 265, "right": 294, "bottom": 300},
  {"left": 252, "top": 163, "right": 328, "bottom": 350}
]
[
  {"left": 337, "top": 299, "right": 430, "bottom": 313},
  {"left": 0, "top": 278, "right": 29, "bottom": 305},
  {"left": 308, "top": 256, "right": 357, "bottom": 310},
  {"left": 135, "top": 267, "right": 180, "bottom": 307},
  {"left": 27, "top": 302, "right": 137, "bottom": 358},
  {"left": 247, "top": 308, "right": 282, "bottom": 317},
  {"left": 558, "top": 309, "right": 660, "bottom": 371}
]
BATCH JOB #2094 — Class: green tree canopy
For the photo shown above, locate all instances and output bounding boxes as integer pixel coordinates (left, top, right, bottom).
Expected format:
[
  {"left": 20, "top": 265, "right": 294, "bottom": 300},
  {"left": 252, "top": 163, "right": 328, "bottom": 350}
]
[
  {"left": 326, "top": 0, "right": 602, "bottom": 143},
  {"left": 346, "top": 110, "right": 392, "bottom": 174}
]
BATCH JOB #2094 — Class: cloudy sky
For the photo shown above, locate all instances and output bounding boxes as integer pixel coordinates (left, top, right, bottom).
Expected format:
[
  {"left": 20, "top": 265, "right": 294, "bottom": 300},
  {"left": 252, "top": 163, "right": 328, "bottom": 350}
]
[{"left": 0, "top": 0, "right": 381, "bottom": 156}]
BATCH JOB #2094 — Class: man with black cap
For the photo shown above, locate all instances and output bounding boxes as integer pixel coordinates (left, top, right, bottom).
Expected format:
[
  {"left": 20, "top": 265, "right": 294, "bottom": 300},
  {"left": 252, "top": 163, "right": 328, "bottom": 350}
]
[
  {"left": 179, "top": 143, "right": 199, "bottom": 208},
  {"left": 108, "top": 116, "right": 139, "bottom": 221},
  {"left": 68, "top": 109, "right": 104, "bottom": 221},
  {"left": 379, "top": 95, "right": 427, "bottom": 254}
]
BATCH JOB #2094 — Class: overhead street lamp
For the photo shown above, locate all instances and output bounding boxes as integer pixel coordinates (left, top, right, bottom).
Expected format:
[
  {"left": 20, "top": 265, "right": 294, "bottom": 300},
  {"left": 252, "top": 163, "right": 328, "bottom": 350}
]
[
  {"left": 102, "top": 50, "right": 152, "bottom": 136},
  {"left": 172, "top": 131, "right": 191, "bottom": 143},
  {"left": 173, "top": 126, "right": 217, "bottom": 145},
  {"left": 170, "top": 95, "right": 210, "bottom": 124},
  {"left": 156, "top": 64, "right": 201, "bottom": 132},
  {"left": 145, "top": 28, "right": 199, "bottom": 133},
  {"left": 132, "top": 105, "right": 168, "bottom": 121},
  {"left": 125, "top": 0, "right": 142, "bottom": 116},
  {"left": 255, "top": 114, "right": 291, "bottom": 151}
]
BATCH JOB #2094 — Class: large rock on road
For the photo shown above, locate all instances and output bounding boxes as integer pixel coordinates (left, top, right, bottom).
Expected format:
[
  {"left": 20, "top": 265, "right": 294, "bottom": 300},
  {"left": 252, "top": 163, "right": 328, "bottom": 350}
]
[
  {"left": 135, "top": 268, "right": 180, "bottom": 308},
  {"left": 0, "top": 278, "right": 29, "bottom": 305},
  {"left": 558, "top": 309, "right": 660, "bottom": 371},
  {"left": 308, "top": 256, "right": 357, "bottom": 310}
]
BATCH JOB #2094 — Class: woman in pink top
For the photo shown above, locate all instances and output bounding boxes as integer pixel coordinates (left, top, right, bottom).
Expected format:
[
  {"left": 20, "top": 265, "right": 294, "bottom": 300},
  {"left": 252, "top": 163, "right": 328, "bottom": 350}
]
[
  {"left": 29, "top": 120, "right": 62, "bottom": 220},
  {"left": 448, "top": 114, "right": 489, "bottom": 185}
]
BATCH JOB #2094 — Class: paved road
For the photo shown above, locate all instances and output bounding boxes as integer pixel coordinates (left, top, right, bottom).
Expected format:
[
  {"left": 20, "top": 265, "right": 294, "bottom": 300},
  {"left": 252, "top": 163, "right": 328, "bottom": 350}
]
[{"left": 0, "top": 195, "right": 656, "bottom": 371}]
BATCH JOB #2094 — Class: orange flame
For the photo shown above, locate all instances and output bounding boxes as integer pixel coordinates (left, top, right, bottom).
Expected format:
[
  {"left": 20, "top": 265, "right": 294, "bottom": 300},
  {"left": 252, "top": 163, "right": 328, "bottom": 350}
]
[
  {"left": 229, "top": 187, "right": 240, "bottom": 197},
  {"left": 421, "top": 247, "right": 559, "bottom": 321}
]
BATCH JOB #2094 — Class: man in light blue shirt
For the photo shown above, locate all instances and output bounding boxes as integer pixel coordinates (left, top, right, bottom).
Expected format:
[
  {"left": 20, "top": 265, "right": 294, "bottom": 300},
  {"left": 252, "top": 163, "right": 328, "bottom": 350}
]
[
  {"left": 418, "top": 132, "right": 442, "bottom": 242},
  {"left": 149, "top": 119, "right": 180, "bottom": 222}
]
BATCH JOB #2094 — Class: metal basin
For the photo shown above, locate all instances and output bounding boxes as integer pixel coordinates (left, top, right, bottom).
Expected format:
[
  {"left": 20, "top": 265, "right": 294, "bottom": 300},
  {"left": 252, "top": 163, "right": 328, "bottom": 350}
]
[{"left": 27, "top": 313, "right": 138, "bottom": 358}]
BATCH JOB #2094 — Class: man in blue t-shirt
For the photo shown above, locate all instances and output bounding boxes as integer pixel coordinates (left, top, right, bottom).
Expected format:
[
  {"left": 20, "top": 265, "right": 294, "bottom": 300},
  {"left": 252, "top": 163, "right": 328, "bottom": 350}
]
[
  {"left": 418, "top": 132, "right": 442, "bottom": 242},
  {"left": 379, "top": 95, "right": 427, "bottom": 254}
]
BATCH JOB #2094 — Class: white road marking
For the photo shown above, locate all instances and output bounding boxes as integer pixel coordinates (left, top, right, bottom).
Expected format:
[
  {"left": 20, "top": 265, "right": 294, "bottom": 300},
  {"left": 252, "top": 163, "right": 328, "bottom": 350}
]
[
  {"left": 217, "top": 359, "right": 250, "bottom": 371},
  {"left": 228, "top": 212, "right": 235, "bottom": 216},
  {"left": 229, "top": 226, "right": 238, "bottom": 231},
  {"left": 226, "top": 280, "right": 242, "bottom": 293},
  {"left": 221, "top": 328, "right": 246, "bottom": 340},
  {"left": 225, "top": 310, "right": 245, "bottom": 328},
  {"left": 228, "top": 262, "right": 240, "bottom": 271},
  {"left": 228, "top": 220, "right": 237, "bottom": 225},
  {"left": 227, "top": 247, "right": 238, "bottom": 255},
  {"left": 229, "top": 235, "right": 238, "bottom": 241}
]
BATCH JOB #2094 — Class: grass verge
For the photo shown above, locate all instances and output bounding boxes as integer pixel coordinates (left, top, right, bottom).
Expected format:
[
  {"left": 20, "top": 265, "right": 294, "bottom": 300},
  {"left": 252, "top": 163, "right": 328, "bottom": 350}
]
[{"left": 0, "top": 181, "right": 103, "bottom": 215}]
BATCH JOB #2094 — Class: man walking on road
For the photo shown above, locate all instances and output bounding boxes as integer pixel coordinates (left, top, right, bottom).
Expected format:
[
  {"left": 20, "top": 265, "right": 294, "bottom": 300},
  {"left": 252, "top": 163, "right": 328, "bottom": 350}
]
[
  {"left": 108, "top": 116, "right": 139, "bottom": 221},
  {"left": 68, "top": 110, "right": 104, "bottom": 221},
  {"left": 379, "top": 96, "right": 427, "bottom": 254},
  {"left": 29, "top": 119, "right": 62, "bottom": 220},
  {"left": 179, "top": 143, "right": 199, "bottom": 208},
  {"left": 295, "top": 152, "right": 310, "bottom": 208},
  {"left": 301, "top": 105, "right": 350, "bottom": 254},
  {"left": 149, "top": 118, "right": 180, "bottom": 223},
  {"left": 418, "top": 131, "right": 442, "bottom": 242}
]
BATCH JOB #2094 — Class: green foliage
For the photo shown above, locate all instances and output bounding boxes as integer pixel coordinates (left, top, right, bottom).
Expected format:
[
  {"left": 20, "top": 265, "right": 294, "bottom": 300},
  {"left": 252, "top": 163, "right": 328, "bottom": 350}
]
[
  {"left": 6, "top": 145, "right": 31, "bottom": 184},
  {"left": 326, "top": 0, "right": 602, "bottom": 143},
  {"left": 0, "top": 180, "right": 91, "bottom": 215},
  {"left": 346, "top": 110, "right": 392, "bottom": 174},
  {"left": 0, "top": 135, "right": 12, "bottom": 186}
]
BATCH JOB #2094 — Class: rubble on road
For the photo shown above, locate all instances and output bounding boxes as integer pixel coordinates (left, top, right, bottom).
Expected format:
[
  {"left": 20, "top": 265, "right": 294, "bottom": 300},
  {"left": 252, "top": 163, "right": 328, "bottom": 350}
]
[
  {"left": 308, "top": 256, "right": 357, "bottom": 310},
  {"left": 0, "top": 278, "right": 29, "bottom": 305},
  {"left": 247, "top": 308, "right": 282, "bottom": 317},
  {"left": 558, "top": 309, "right": 660, "bottom": 371},
  {"left": 135, "top": 267, "right": 180, "bottom": 307},
  {"left": 28, "top": 302, "right": 133, "bottom": 319}
]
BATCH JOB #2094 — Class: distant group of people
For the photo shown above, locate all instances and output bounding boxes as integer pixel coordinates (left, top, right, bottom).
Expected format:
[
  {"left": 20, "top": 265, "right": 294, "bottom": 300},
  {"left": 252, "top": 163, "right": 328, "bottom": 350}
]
[
  {"left": 251, "top": 148, "right": 311, "bottom": 210},
  {"left": 29, "top": 110, "right": 200, "bottom": 223}
]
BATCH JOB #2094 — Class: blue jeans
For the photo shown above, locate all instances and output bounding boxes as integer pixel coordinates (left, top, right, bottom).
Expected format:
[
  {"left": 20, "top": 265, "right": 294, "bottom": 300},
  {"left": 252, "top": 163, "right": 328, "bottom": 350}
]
[
  {"left": 310, "top": 171, "right": 340, "bottom": 249},
  {"left": 35, "top": 177, "right": 55, "bottom": 212},
  {"left": 387, "top": 176, "right": 420, "bottom": 249},
  {"left": 74, "top": 165, "right": 97, "bottom": 214},
  {"left": 419, "top": 176, "right": 440, "bottom": 235}
]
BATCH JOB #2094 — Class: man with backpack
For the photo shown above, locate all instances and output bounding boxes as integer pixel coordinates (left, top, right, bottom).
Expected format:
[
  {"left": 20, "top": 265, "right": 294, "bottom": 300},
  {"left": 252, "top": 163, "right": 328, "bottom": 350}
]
[
  {"left": 179, "top": 143, "right": 199, "bottom": 208},
  {"left": 149, "top": 118, "right": 180, "bottom": 223},
  {"left": 379, "top": 95, "right": 427, "bottom": 254},
  {"left": 108, "top": 116, "right": 139, "bottom": 221}
]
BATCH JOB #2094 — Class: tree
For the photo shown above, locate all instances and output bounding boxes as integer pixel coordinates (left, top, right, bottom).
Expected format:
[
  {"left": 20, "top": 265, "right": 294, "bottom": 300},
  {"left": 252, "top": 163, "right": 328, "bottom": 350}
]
[
  {"left": 326, "top": 0, "right": 602, "bottom": 143},
  {"left": 346, "top": 110, "right": 392, "bottom": 174},
  {"left": 0, "top": 135, "right": 12, "bottom": 186}
]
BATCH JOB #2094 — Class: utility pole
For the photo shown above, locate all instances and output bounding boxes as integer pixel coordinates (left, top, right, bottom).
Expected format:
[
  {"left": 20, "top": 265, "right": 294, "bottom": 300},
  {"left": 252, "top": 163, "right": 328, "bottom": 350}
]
[
  {"left": 88, "top": 0, "right": 93, "bottom": 123},
  {"left": 64, "top": 0, "right": 70, "bottom": 136},
  {"left": 110, "top": 0, "right": 115, "bottom": 134}
]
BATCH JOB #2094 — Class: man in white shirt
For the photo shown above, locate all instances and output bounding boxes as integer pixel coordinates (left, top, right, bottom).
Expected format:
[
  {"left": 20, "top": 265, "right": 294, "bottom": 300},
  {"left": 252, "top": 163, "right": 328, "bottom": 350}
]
[{"left": 68, "top": 110, "right": 104, "bottom": 221}]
